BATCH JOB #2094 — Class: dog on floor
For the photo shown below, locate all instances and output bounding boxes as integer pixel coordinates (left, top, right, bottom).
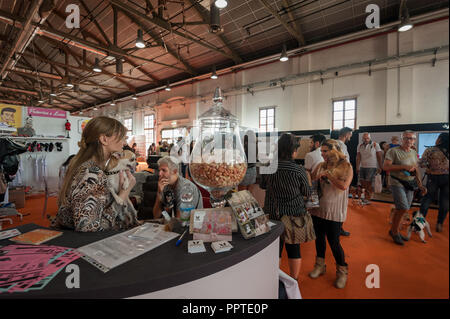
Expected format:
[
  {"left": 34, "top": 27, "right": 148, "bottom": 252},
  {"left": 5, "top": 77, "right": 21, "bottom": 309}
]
[
  {"left": 406, "top": 211, "right": 432, "bottom": 243},
  {"left": 105, "top": 150, "right": 138, "bottom": 213},
  {"left": 389, "top": 206, "right": 411, "bottom": 230}
]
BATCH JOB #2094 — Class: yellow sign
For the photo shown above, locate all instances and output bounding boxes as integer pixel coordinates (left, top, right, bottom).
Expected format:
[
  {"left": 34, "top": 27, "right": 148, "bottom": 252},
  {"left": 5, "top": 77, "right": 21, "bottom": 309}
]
[{"left": 0, "top": 104, "right": 22, "bottom": 131}]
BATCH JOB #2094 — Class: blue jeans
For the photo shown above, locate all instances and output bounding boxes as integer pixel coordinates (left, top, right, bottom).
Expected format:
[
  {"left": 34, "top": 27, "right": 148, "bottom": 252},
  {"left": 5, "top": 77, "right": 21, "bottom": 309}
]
[
  {"left": 420, "top": 174, "right": 449, "bottom": 225},
  {"left": 391, "top": 185, "right": 414, "bottom": 211}
]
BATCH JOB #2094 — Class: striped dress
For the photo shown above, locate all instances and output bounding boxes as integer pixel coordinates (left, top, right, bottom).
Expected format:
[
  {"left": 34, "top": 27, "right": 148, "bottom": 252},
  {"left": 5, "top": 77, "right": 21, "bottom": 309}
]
[{"left": 260, "top": 160, "right": 311, "bottom": 220}]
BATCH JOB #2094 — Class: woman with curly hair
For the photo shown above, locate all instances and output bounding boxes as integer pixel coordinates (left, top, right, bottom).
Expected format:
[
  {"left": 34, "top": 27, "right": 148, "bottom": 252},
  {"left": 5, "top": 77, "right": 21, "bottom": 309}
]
[{"left": 309, "top": 139, "right": 353, "bottom": 289}]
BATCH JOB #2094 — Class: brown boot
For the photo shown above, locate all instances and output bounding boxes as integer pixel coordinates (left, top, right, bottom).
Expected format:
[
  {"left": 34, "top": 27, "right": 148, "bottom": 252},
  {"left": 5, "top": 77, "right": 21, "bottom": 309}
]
[
  {"left": 335, "top": 264, "right": 348, "bottom": 289},
  {"left": 309, "top": 257, "right": 326, "bottom": 279}
]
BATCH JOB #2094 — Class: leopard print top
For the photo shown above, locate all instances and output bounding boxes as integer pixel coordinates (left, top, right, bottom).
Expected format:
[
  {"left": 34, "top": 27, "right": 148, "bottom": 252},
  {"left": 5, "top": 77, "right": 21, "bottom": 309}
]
[{"left": 56, "top": 159, "right": 139, "bottom": 232}]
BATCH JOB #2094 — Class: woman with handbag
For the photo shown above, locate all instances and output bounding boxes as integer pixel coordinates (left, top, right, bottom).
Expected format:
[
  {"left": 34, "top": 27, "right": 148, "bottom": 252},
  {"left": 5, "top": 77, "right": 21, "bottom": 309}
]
[
  {"left": 383, "top": 130, "right": 427, "bottom": 245},
  {"left": 260, "top": 133, "right": 315, "bottom": 281},
  {"left": 309, "top": 140, "right": 353, "bottom": 289}
]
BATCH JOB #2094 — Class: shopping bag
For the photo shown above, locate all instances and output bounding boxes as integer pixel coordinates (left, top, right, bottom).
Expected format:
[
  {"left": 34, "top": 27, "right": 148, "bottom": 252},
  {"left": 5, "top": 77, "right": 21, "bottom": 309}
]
[{"left": 374, "top": 174, "right": 382, "bottom": 193}]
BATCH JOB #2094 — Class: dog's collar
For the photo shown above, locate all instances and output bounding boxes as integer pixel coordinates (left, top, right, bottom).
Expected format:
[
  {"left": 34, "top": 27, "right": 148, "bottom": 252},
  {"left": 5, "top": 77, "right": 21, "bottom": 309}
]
[{"left": 105, "top": 170, "right": 120, "bottom": 176}]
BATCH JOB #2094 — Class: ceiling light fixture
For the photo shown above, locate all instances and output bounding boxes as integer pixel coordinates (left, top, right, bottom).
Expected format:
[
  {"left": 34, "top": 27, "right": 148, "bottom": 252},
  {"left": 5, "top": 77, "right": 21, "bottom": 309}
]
[
  {"left": 93, "top": 105, "right": 98, "bottom": 110},
  {"left": 116, "top": 58, "right": 123, "bottom": 74},
  {"left": 38, "top": 92, "right": 44, "bottom": 103},
  {"left": 136, "top": 29, "right": 146, "bottom": 48},
  {"left": 93, "top": 58, "right": 102, "bottom": 73},
  {"left": 211, "top": 65, "right": 218, "bottom": 79},
  {"left": 215, "top": 0, "right": 228, "bottom": 9},
  {"left": 398, "top": 1, "right": 413, "bottom": 32},
  {"left": 165, "top": 82, "right": 171, "bottom": 91},
  {"left": 132, "top": 94, "right": 138, "bottom": 100},
  {"left": 110, "top": 100, "right": 116, "bottom": 106},
  {"left": 280, "top": 43, "right": 289, "bottom": 62}
]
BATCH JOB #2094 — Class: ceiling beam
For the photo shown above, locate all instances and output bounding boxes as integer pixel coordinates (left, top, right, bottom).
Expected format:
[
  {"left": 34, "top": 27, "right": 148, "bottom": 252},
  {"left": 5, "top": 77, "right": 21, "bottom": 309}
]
[
  {"left": 0, "top": 0, "right": 43, "bottom": 82},
  {"left": 185, "top": 0, "right": 243, "bottom": 64},
  {"left": 117, "top": 7, "right": 197, "bottom": 76},
  {"left": 79, "top": 0, "right": 112, "bottom": 47},
  {"left": 109, "top": 0, "right": 237, "bottom": 62},
  {"left": 258, "top": 0, "right": 305, "bottom": 46},
  {"left": 0, "top": 9, "right": 187, "bottom": 75},
  {"left": 281, "top": 0, "right": 305, "bottom": 46}
]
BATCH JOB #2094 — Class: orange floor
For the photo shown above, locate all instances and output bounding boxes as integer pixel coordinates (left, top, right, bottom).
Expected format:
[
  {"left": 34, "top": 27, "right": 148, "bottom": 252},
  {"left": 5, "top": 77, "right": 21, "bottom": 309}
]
[{"left": 2, "top": 195, "right": 449, "bottom": 299}]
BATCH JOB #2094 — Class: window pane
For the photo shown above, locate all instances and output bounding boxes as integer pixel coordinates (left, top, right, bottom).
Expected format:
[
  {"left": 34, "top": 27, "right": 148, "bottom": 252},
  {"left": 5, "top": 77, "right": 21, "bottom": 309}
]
[
  {"left": 333, "top": 101, "right": 344, "bottom": 111},
  {"left": 267, "top": 124, "right": 274, "bottom": 131},
  {"left": 162, "top": 130, "right": 171, "bottom": 138},
  {"left": 345, "top": 120, "right": 355, "bottom": 129},
  {"left": 345, "top": 110, "right": 355, "bottom": 120},
  {"left": 333, "top": 121, "right": 343, "bottom": 130},
  {"left": 267, "top": 117, "right": 274, "bottom": 125},
  {"left": 260, "top": 117, "right": 266, "bottom": 125},
  {"left": 333, "top": 111, "right": 343, "bottom": 121},
  {"left": 260, "top": 109, "right": 266, "bottom": 118},
  {"left": 345, "top": 100, "right": 355, "bottom": 110},
  {"left": 267, "top": 108, "right": 274, "bottom": 116}
]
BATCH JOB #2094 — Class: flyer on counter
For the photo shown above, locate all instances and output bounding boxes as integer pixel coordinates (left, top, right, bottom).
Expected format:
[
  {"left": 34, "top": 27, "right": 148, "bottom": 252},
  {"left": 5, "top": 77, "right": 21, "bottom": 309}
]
[{"left": 76, "top": 223, "right": 179, "bottom": 273}]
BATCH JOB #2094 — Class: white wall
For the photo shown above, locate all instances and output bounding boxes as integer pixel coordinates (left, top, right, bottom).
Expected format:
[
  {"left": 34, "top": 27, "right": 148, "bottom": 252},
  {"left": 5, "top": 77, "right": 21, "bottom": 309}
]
[
  {"left": 85, "top": 19, "right": 449, "bottom": 147},
  {"left": 14, "top": 110, "right": 91, "bottom": 192}
]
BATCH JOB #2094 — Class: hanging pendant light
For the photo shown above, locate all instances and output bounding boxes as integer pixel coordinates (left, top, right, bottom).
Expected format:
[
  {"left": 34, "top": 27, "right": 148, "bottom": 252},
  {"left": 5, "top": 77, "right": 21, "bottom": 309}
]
[
  {"left": 280, "top": 43, "right": 289, "bottom": 62},
  {"left": 211, "top": 65, "right": 218, "bottom": 79},
  {"left": 136, "top": 29, "right": 146, "bottom": 48},
  {"left": 93, "top": 57, "right": 102, "bottom": 72},
  {"left": 165, "top": 82, "right": 171, "bottom": 91},
  {"left": 398, "top": 1, "right": 413, "bottom": 32},
  {"left": 215, "top": 0, "right": 228, "bottom": 9}
]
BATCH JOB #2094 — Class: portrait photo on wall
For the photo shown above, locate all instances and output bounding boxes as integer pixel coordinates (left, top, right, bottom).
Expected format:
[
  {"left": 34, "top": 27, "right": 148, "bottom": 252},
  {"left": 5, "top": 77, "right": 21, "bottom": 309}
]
[{"left": 0, "top": 104, "right": 23, "bottom": 132}]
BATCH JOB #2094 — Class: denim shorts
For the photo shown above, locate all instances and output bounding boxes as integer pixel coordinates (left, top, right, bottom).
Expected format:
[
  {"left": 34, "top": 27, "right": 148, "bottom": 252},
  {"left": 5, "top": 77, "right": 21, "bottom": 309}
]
[
  {"left": 391, "top": 185, "right": 414, "bottom": 210},
  {"left": 359, "top": 167, "right": 377, "bottom": 182}
]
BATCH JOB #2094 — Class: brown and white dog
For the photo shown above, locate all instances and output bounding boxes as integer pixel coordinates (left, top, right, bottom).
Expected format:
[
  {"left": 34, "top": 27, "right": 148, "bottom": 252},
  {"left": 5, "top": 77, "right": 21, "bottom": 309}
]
[{"left": 105, "top": 150, "right": 137, "bottom": 212}]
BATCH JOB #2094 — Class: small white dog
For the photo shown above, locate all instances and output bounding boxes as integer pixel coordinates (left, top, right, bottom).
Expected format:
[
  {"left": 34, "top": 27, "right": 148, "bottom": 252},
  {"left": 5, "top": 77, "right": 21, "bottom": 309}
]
[
  {"left": 406, "top": 211, "right": 432, "bottom": 243},
  {"left": 105, "top": 150, "right": 137, "bottom": 212}
]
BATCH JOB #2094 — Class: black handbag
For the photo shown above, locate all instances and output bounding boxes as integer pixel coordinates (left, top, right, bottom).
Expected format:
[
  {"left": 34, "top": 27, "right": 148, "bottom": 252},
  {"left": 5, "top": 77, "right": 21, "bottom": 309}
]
[{"left": 391, "top": 175, "right": 418, "bottom": 191}]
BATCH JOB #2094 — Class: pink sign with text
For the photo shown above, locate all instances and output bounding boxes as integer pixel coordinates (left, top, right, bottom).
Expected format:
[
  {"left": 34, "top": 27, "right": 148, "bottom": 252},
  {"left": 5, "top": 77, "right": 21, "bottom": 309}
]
[{"left": 28, "top": 107, "right": 67, "bottom": 119}]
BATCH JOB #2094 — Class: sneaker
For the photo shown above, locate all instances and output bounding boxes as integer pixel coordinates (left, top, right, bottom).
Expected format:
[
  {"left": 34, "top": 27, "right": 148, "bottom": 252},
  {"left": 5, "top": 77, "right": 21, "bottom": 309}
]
[{"left": 389, "top": 230, "right": 404, "bottom": 246}]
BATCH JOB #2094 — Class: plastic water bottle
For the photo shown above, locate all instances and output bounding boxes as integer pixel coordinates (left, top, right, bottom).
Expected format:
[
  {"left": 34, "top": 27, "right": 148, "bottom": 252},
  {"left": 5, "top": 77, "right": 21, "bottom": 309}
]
[{"left": 180, "top": 184, "right": 195, "bottom": 227}]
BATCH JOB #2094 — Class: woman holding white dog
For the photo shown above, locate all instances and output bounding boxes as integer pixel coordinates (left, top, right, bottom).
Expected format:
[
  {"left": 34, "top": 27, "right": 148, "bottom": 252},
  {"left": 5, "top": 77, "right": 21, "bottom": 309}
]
[
  {"left": 56, "top": 116, "right": 139, "bottom": 232},
  {"left": 309, "top": 139, "right": 353, "bottom": 289}
]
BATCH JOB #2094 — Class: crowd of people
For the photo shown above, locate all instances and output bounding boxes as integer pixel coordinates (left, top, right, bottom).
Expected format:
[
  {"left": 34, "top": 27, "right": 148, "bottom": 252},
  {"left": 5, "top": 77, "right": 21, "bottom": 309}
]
[
  {"left": 54, "top": 116, "right": 448, "bottom": 291},
  {"left": 259, "top": 128, "right": 448, "bottom": 289}
]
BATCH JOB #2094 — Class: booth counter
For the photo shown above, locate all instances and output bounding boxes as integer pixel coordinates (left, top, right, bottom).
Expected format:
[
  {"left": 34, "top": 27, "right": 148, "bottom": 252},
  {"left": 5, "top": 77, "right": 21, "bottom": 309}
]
[{"left": 0, "top": 222, "right": 283, "bottom": 299}]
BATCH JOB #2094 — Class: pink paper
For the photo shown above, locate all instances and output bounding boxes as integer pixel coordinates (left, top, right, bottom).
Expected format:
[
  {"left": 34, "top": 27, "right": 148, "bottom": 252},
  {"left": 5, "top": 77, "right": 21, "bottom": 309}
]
[{"left": 0, "top": 245, "right": 80, "bottom": 293}]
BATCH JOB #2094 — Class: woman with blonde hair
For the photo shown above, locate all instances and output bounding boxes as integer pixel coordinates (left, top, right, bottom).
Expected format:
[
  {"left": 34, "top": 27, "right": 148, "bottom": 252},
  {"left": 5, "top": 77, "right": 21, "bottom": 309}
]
[
  {"left": 309, "top": 139, "right": 353, "bottom": 288},
  {"left": 56, "top": 116, "right": 139, "bottom": 232}
]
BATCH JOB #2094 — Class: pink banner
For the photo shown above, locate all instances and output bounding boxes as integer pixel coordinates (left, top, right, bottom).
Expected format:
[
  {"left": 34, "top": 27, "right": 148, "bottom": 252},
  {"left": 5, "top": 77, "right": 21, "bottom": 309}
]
[{"left": 28, "top": 107, "right": 67, "bottom": 119}]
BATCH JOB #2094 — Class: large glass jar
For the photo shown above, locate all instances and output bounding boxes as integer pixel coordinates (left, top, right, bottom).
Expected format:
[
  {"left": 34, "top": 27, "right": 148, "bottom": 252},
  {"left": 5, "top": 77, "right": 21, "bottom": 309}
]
[{"left": 189, "top": 88, "right": 247, "bottom": 207}]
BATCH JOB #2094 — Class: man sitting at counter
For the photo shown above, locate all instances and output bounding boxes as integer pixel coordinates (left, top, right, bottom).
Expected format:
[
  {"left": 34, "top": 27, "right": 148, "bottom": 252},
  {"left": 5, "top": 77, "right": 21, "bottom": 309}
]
[{"left": 153, "top": 156, "right": 203, "bottom": 219}]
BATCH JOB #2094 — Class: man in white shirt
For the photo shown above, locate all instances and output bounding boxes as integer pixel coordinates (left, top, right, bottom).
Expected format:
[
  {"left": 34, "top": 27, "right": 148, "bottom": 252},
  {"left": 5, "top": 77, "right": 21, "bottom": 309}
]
[
  {"left": 304, "top": 134, "right": 326, "bottom": 209},
  {"left": 305, "top": 134, "right": 326, "bottom": 174},
  {"left": 336, "top": 127, "right": 352, "bottom": 162},
  {"left": 356, "top": 132, "right": 383, "bottom": 204}
]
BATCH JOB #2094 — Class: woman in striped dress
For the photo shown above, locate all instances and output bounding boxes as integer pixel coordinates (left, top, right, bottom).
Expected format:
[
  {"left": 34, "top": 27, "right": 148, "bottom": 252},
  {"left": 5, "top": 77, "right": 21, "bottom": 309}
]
[
  {"left": 309, "top": 139, "right": 353, "bottom": 289},
  {"left": 260, "top": 133, "right": 315, "bottom": 280}
]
